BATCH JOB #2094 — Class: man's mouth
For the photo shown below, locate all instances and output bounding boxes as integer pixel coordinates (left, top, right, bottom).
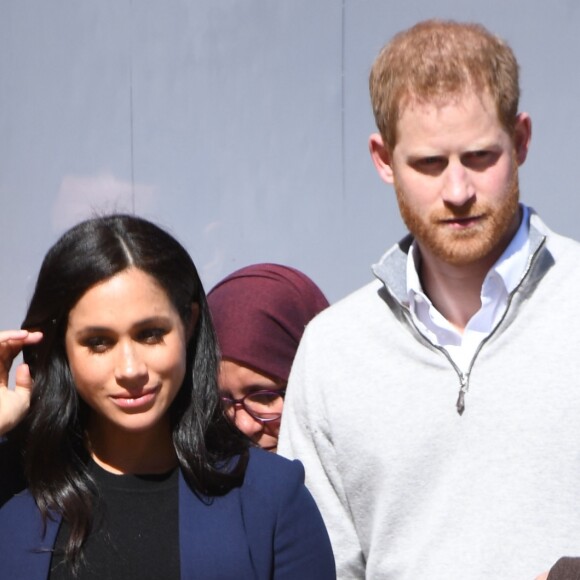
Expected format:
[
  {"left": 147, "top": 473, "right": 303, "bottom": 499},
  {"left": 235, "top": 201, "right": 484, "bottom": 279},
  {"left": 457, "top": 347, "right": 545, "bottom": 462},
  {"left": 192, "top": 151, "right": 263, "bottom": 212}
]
[{"left": 440, "top": 214, "right": 484, "bottom": 228}]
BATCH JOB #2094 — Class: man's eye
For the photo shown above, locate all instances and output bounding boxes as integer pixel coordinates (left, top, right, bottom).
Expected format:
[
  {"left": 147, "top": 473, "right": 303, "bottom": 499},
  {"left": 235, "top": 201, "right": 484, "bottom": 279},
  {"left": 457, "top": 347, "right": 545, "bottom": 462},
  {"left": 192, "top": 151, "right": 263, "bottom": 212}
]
[
  {"left": 138, "top": 328, "right": 167, "bottom": 344},
  {"left": 463, "top": 150, "right": 499, "bottom": 170},
  {"left": 413, "top": 157, "right": 446, "bottom": 174},
  {"left": 468, "top": 151, "right": 491, "bottom": 161}
]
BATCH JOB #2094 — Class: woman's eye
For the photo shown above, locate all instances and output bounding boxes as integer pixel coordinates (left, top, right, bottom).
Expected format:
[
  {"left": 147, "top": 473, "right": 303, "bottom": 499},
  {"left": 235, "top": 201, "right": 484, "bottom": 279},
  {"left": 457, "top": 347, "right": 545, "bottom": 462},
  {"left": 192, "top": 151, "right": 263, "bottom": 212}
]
[
  {"left": 138, "top": 328, "right": 167, "bottom": 344},
  {"left": 84, "top": 337, "right": 111, "bottom": 353}
]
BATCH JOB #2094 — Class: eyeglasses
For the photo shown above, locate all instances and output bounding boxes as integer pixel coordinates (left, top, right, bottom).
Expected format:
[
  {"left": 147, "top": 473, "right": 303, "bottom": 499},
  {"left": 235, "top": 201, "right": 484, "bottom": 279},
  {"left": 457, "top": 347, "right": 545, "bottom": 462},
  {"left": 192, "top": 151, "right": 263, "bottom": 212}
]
[{"left": 220, "top": 390, "right": 286, "bottom": 423}]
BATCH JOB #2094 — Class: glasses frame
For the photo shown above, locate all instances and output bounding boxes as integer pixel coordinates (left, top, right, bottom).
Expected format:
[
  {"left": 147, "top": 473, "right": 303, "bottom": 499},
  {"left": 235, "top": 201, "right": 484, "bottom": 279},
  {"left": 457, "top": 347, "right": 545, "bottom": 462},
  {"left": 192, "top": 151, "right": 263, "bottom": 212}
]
[{"left": 220, "top": 389, "right": 286, "bottom": 423}]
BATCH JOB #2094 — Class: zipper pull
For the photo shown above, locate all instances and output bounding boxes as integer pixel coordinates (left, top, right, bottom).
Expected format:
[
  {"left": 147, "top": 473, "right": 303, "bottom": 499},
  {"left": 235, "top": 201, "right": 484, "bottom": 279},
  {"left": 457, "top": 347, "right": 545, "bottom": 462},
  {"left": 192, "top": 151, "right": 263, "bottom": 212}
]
[{"left": 456, "top": 374, "right": 468, "bottom": 416}]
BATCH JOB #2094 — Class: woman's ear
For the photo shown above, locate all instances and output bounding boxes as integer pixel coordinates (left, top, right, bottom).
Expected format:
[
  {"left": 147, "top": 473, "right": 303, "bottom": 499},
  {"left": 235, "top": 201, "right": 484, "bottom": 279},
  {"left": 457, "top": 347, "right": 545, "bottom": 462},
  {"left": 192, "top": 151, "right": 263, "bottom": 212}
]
[
  {"left": 186, "top": 303, "right": 200, "bottom": 340},
  {"left": 369, "top": 133, "right": 395, "bottom": 184}
]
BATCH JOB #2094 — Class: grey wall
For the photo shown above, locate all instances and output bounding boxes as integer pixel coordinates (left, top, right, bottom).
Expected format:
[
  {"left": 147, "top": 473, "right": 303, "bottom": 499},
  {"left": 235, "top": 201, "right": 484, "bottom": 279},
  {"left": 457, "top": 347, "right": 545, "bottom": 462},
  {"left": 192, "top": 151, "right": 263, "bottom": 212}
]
[{"left": 1, "top": 0, "right": 579, "bottom": 334}]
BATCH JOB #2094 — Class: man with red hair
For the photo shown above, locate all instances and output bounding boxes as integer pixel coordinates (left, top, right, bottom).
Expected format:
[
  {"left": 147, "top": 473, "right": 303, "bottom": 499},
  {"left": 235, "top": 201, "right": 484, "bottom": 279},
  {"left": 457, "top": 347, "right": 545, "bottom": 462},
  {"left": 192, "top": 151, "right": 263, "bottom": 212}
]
[{"left": 280, "top": 20, "right": 580, "bottom": 579}]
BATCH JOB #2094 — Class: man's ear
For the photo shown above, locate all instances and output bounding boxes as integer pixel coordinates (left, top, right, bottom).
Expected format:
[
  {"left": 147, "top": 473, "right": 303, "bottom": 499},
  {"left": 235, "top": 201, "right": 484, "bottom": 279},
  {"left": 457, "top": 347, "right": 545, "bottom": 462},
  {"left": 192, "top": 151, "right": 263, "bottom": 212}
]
[
  {"left": 186, "top": 303, "right": 200, "bottom": 340},
  {"left": 369, "top": 133, "right": 395, "bottom": 184},
  {"left": 513, "top": 112, "right": 532, "bottom": 166}
]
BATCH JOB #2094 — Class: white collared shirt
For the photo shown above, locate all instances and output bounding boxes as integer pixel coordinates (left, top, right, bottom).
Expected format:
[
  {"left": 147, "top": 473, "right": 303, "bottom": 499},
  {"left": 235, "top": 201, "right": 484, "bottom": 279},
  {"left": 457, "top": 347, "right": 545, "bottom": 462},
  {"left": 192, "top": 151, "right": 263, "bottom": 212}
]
[{"left": 407, "top": 205, "right": 530, "bottom": 373}]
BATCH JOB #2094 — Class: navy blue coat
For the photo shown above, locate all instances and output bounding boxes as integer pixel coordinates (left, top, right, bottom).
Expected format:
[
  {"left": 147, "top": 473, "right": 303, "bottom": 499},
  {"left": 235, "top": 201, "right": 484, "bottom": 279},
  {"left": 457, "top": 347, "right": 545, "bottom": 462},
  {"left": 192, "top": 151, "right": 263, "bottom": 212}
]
[{"left": 0, "top": 447, "right": 336, "bottom": 579}]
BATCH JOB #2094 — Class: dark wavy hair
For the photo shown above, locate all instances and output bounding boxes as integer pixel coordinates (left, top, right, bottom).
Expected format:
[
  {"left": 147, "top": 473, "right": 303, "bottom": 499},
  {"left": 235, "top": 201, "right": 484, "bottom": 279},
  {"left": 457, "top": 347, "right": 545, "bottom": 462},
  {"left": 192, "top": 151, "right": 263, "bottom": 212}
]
[{"left": 16, "top": 214, "right": 248, "bottom": 571}]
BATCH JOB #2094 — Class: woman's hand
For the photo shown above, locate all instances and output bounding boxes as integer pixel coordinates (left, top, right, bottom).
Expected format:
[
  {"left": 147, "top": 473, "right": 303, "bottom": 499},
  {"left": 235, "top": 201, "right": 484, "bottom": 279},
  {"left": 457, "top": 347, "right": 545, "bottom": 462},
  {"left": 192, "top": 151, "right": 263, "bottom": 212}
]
[{"left": 0, "top": 329, "right": 43, "bottom": 436}]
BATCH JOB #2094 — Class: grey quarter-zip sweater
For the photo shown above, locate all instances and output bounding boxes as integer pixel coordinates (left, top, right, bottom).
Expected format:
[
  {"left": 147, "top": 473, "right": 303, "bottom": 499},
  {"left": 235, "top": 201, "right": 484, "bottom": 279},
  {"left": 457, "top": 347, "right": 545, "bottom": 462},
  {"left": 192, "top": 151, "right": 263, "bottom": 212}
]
[{"left": 279, "top": 209, "right": 580, "bottom": 580}]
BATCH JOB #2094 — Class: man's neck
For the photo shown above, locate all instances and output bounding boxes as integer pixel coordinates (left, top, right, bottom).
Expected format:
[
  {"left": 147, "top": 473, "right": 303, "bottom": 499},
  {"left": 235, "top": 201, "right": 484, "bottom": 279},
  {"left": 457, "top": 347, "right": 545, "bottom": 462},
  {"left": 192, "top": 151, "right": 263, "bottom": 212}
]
[
  {"left": 419, "top": 254, "right": 489, "bottom": 333},
  {"left": 415, "top": 208, "right": 523, "bottom": 333}
]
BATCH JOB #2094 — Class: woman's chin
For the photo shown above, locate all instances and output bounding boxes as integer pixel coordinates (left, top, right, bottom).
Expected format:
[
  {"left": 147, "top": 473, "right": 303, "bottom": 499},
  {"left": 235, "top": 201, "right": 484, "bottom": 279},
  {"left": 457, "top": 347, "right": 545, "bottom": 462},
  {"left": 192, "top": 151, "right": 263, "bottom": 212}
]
[{"left": 258, "top": 441, "right": 278, "bottom": 453}]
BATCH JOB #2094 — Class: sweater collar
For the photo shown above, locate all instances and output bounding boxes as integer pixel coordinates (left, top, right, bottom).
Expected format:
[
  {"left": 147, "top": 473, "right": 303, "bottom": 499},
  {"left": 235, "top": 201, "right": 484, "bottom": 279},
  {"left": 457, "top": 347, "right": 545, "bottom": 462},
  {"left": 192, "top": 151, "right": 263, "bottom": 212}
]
[{"left": 372, "top": 206, "right": 548, "bottom": 307}]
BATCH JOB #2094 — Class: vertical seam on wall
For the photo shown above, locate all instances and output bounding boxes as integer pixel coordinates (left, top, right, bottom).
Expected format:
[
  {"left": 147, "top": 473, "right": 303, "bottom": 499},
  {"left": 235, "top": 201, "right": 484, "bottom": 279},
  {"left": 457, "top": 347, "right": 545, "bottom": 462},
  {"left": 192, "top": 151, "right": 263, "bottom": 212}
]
[
  {"left": 129, "top": 0, "right": 135, "bottom": 213},
  {"left": 341, "top": 0, "right": 346, "bottom": 200}
]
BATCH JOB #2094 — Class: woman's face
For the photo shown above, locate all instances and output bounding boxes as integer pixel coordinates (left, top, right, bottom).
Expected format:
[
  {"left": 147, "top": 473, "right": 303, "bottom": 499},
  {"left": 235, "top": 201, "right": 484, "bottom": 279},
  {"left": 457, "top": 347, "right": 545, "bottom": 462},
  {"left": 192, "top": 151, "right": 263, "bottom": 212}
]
[
  {"left": 218, "top": 360, "right": 285, "bottom": 452},
  {"left": 65, "top": 268, "right": 193, "bottom": 439}
]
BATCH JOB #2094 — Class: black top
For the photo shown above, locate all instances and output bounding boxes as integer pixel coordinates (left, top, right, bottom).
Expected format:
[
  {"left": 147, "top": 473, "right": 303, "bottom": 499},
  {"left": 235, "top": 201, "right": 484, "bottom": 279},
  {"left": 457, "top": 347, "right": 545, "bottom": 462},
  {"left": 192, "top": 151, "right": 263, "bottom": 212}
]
[{"left": 49, "top": 460, "right": 180, "bottom": 580}]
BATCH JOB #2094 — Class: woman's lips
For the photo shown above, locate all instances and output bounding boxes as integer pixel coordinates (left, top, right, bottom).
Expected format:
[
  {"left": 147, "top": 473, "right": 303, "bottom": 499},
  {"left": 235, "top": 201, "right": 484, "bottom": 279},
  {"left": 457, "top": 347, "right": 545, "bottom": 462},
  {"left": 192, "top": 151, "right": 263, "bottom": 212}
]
[{"left": 110, "top": 387, "right": 158, "bottom": 409}]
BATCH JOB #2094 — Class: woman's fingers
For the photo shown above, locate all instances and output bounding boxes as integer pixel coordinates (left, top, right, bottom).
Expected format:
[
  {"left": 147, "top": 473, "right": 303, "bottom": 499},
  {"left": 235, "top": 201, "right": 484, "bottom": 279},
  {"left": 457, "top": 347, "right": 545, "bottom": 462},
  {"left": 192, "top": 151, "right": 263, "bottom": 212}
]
[
  {"left": 0, "top": 330, "right": 43, "bottom": 349},
  {"left": 0, "top": 331, "right": 42, "bottom": 435},
  {"left": 0, "top": 363, "right": 34, "bottom": 436},
  {"left": 0, "top": 330, "right": 29, "bottom": 342},
  {"left": 0, "top": 330, "right": 43, "bottom": 385},
  {"left": 14, "top": 362, "right": 33, "bottom": 393}
]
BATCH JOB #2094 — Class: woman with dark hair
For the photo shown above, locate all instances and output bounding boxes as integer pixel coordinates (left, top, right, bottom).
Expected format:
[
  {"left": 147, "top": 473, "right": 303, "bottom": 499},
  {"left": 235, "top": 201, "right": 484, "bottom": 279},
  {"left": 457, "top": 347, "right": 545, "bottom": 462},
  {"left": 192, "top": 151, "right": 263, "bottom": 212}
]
[
  {"left": 0, "top": 215, "right": 335, "bottom": 579},
  {"left": 207, "top": 264, "right": 329, "bottom": 452}
]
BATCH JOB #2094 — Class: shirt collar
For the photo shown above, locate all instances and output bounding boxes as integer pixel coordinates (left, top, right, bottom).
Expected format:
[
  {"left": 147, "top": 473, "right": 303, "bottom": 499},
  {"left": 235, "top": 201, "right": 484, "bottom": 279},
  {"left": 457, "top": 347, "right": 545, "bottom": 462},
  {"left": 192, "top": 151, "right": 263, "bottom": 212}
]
[{"left": 491, "top": 204, "right": 530, "bottom": 294}]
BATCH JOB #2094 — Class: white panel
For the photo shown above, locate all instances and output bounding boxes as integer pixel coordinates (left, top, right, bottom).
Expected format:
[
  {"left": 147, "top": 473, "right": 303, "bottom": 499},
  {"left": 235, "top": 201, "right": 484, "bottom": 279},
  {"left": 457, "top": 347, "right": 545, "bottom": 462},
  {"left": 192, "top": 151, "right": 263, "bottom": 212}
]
[{"left": 1, "top": 0, "right": 578, "bottom": 339}]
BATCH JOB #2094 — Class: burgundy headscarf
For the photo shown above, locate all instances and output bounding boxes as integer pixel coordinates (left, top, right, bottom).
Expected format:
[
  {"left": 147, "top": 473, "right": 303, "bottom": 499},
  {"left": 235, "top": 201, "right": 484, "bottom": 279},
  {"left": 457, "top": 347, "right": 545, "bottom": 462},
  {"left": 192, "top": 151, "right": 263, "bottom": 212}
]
[{"left": 207, "top": 264, "right": 329, "bottom": 382}]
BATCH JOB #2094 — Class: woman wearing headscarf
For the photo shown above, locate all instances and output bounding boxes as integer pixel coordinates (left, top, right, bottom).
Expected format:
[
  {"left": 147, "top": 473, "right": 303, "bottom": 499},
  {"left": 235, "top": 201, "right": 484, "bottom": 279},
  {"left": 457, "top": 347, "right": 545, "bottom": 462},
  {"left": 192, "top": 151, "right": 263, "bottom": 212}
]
[{"left": 207, "top": 264, "right": 329, "bottom": 452}]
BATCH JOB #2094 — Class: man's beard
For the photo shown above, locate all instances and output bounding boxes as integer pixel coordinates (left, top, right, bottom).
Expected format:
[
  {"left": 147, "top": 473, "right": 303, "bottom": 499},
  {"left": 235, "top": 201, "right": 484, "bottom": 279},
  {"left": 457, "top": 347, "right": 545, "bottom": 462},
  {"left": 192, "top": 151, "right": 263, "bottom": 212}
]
[{"left": 395, "top": 167, "right": 521, "bottom": 268}]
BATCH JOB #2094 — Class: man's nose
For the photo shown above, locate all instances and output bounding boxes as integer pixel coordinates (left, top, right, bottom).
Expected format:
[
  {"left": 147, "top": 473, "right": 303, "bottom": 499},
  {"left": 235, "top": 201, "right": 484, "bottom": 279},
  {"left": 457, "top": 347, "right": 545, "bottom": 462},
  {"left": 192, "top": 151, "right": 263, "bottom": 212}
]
[{"left": 442, "top": 160, "right": 475, "bottom": 207}]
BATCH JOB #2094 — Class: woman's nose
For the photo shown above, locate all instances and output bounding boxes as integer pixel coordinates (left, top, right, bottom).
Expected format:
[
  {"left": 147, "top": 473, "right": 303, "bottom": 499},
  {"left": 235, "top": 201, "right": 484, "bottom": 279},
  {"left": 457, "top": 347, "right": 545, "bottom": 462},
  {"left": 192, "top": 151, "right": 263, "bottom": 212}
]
[
  {"left": 234, "top": 407, "right": 264, "bottom": 437},
  {"left": 114, "top": 342, "right": 147, "bottom": 383}
]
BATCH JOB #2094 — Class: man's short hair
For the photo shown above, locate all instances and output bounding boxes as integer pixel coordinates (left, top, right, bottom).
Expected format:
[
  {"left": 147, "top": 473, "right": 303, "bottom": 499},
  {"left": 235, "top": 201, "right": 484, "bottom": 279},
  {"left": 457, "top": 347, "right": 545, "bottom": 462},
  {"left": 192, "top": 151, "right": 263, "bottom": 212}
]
[{"left": 369, "top": 19, "right": 520, "bottom": 149}]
